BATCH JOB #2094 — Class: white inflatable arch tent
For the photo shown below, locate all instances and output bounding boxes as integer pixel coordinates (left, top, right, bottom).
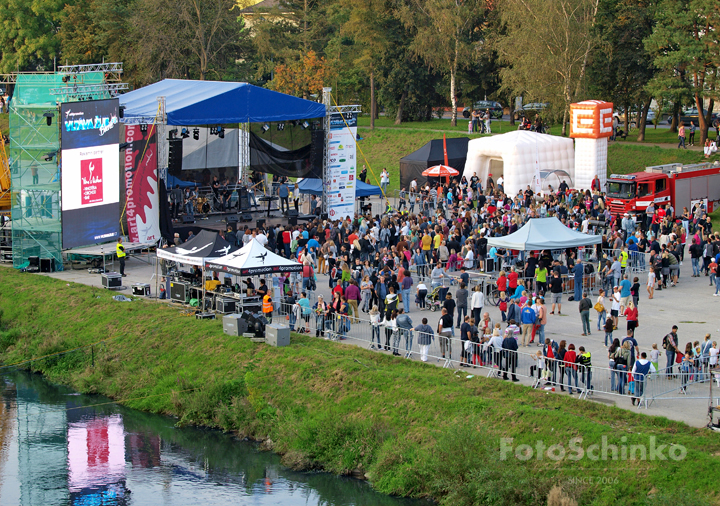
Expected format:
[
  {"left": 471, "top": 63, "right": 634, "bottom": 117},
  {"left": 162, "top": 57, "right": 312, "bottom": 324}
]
[{"left": 462, "top": 130, "right": 575, "bottom": 198}]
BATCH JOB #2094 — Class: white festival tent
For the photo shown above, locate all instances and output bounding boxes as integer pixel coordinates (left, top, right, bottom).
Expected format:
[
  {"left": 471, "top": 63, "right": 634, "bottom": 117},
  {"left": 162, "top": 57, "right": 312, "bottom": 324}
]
[
  {"left": 462, "top": 130, "right": 575, "bottom": 198},
  {"left": 486, "top": 217, "right": 601, "bottom": 251},
  {"left": 156, "top": 230, "right": 236, "bottom": 266},
  {"left": 205, "top": 238, "right": 302, "bottom": 276}
]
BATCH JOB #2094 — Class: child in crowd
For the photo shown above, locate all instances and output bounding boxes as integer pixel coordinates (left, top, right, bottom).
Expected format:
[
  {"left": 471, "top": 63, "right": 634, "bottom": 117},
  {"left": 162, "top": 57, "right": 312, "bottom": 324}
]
[
  {"left": 631, "top": 277, "right": 640, "bottom": 307},
  {"left": 603, "top": 317, "right": 614, "bottom": 347},
  {"left": 650, "top": 343, "right": 661, "bottom": 371},
  {"left": 530, "top": 350, "right": 547, "bottom": 387},
  {"left": 498, "top": 291, "right": 508, "bottom": 321}
]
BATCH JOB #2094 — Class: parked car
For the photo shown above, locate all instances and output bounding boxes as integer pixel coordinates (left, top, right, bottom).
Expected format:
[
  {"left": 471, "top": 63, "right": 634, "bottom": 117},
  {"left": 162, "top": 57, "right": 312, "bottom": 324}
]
[
  {"left": 514, "top": 102, "right": 549, "bottom": 120},
  {"left": 666, "top": 108, "right": 719, "bottom": 126},
  {"left": 462, "top": 100, "right": 504, "bottom": 119},
  {"left": 613, "top": 109, "right": 656, "bottom": 128}
]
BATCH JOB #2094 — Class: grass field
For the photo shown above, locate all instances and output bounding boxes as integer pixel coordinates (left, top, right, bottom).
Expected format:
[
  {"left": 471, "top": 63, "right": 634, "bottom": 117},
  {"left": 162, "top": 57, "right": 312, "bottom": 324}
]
[
  {"left": 1, "top": 269, "right": 719, "bottom": 505},
  {"left": 357, "top": 125, "right": 720, "bottom": 193}
]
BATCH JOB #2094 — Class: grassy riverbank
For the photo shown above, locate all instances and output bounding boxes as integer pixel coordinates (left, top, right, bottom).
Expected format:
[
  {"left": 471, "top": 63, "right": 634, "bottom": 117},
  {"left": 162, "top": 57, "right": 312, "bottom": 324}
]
[{"left": 1, "top": 268, "right": 719, "bottom": 505}]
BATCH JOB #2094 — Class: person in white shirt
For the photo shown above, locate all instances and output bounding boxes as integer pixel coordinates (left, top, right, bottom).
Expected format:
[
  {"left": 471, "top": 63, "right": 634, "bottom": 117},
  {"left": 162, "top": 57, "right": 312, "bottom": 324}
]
[
  {"left": 471, "top": 285, "right": 485, "bottom": 325},
  {"left": 256, "top": 232, "right": 268, "bottom": 246},
  {"left": 380, "top": 169, "right": 390, "bottom": 195},
  {"left": 464, "top": 248, "right": 475, "bottom": 269}
]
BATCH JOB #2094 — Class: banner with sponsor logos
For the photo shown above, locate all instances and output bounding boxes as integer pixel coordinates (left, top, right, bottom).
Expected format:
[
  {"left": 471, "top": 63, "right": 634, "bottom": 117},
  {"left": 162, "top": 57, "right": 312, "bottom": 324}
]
[
  {"left": 60, "top": 99, "right": 121, "bottom": 249},
  {"left": 124, "top": 125, "right": 160, "bottom": 243},
  {"left": 327, "top": 112, "right": 357, "bottom": 220}
]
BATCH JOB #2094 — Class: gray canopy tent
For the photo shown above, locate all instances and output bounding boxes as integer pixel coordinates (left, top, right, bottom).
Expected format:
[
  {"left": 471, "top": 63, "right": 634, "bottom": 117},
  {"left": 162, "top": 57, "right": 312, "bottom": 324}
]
[{"left": 487, "top": 217, "right": 601, "bottom": 251}]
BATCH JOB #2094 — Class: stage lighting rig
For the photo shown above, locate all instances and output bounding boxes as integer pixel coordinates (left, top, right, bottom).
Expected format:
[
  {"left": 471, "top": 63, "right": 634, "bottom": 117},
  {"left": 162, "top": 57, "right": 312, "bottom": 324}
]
[
  {"left": 277, "top": 123, "right": 284, "bottom": 131},
  {"left": 140, "top": 123, "right": 148, "bottom": 133},
  {"left": 43, "top": 111, "right": 55, "bottom": 126},
  {"left": 181, "top": 127, "right": 190, "bottom": 139},
  {"left": 218, "top": 127, "right": 225, "bottom": 139},
  {"left": 301, "top": 121, "right": 309, "bottom": 129},
  {"left": 168, "top": 128, "right": 178, "bottom": 140},
  {"left": 261, "top": 124, "right": 270, "bottom": 133},
  {"left": 193, "top": 128, "right": 200, "bottom": 140}
]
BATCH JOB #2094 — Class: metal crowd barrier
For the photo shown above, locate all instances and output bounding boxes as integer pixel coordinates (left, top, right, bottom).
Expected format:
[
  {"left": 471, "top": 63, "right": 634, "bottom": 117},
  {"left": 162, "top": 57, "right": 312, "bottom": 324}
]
[{"left": 273, "top": 301, "right": 712, "bottom": 411}]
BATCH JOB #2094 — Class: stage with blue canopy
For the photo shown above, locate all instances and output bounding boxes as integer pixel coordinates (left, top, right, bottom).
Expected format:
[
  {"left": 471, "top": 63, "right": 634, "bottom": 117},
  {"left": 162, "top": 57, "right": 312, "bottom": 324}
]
[
  {"left": 297, "top": 178, "right": 382, "bottom": 198},
  {"left": 119, "top": 79, "right": 327, "bottom": 125}
]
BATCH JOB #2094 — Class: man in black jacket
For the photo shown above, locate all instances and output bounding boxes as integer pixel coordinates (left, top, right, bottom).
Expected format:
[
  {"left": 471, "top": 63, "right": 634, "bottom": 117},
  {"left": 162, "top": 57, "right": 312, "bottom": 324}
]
[{"left": 502, "top": 333, "right": 519, "bottom": 381}]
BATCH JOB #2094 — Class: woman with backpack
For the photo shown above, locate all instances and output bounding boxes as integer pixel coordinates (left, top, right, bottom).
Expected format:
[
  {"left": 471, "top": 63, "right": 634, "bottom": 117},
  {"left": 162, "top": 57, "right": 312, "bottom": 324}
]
[{"left": 612, "top": 341, "right": 631, "bottom": 394}]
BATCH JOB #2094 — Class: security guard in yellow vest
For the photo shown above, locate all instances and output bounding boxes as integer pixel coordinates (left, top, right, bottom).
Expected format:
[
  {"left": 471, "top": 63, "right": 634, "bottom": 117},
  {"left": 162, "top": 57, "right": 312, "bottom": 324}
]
[
  {"left": 262, "top": 294, "right": 273, "bottom": 322},
  {"left": 116, "top": 237, "right": 127, "bottom": 277},
  {"left": 620, "top": 248, "right": 628, "bottom": 275}
]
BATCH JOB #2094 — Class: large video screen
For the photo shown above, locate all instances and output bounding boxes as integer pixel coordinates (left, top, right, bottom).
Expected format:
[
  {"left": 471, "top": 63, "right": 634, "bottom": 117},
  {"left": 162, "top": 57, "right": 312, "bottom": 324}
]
[{"left": 61, "top": 99, "right": 121, "bottom": 249}]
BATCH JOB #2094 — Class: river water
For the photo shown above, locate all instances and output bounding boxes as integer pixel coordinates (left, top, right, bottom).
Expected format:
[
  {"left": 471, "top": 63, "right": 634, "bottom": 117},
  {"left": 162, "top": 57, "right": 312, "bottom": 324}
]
[{"left": 0, "top": 370, "right": 429, "bottom": 506}]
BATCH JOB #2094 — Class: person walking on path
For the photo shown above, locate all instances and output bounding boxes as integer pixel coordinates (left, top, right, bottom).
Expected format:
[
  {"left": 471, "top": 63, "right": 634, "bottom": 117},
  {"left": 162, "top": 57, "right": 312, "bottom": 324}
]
[
  {"left": 579, "top": 292, "right": 592, "bottom": 336},
  {"left": 678, "top": 123, "right": 686, "bottom": 149}
]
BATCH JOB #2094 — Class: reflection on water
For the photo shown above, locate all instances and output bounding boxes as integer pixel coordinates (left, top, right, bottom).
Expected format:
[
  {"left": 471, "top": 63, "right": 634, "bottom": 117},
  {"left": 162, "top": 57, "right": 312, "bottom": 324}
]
[{"left": 0, "top": 370, "right": 430, "bottom": 506}]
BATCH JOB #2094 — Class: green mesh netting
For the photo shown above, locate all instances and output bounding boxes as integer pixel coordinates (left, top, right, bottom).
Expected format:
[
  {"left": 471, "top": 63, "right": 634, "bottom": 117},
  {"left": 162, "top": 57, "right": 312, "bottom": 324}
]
[{"left": 10, "top": 72, "right": 106, "bottom": 270}]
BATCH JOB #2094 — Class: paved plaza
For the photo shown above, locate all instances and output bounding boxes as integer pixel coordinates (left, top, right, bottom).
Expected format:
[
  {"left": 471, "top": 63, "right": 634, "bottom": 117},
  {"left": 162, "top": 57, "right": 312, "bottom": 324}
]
[{"left": 33, "top": 253, "right": 720, "bottom": 428}]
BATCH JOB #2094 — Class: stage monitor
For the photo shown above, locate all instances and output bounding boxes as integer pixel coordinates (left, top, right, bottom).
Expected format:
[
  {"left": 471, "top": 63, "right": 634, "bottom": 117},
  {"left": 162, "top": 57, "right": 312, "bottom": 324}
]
[{"left": 61, "top": 99, "right": 121, "bottom": 250}]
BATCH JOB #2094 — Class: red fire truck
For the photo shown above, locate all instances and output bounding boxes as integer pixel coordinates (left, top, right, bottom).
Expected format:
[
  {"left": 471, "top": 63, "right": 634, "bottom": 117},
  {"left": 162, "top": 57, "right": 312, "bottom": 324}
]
[{"left": 606, "top": 162, "right": 720, "bottom": 218}]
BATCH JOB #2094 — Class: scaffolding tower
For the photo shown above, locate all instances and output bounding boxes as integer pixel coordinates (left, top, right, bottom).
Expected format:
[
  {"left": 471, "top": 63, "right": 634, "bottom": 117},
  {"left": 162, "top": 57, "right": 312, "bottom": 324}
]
[{"left": 9, "top": 71, "right": 108, "bottom": 269}]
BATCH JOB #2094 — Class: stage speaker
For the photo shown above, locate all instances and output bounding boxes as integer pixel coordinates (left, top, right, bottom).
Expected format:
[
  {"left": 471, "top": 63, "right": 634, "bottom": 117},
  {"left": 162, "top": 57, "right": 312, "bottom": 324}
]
[
  {"left": 256, "top": 218, "right": 265, "bottom": 229},
  {"left": 168, "top": 138, "right": 183, "bottom": 175},
  {"left": 288, "top": 216, "right": 297, "bottom": 226},
  {"left": 287, "top": 209, "right": 298, "bottom": 217},
  {"left": 320, "top": 213, "right": 328, "bottom": 220},
  {"left": 240, "top": 212, "right": 252, "bottom": 222},
  {"left": 182, "top": 215, "right": 195, "bottom": 224},
  {"left": 40, "top": 257, "right": 55, "bottom": 273},
  {"left": 310, "top": 129, "right": 325, "bottom": 170},
  {"left": 28, "top": 256, "right": 39, "bottom": 268},
  {"left": 239, "top": 188, "right": 250, "bottom": 211},
  {"left": 227, "top": 215, "right": 239, "bottom": 223}
]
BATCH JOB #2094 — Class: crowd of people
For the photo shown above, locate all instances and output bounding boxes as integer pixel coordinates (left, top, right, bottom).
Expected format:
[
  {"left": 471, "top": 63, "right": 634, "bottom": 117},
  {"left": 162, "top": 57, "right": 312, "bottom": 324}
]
[{"left": 184, "top": 171, "right": 719, "bottom": 400}]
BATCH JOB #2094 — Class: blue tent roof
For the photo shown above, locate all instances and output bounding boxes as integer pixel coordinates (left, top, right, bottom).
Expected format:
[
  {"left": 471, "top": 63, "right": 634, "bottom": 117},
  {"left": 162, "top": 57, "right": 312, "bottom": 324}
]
[
  {"left": 297, "top": 178, "right": 382, "bottom": 198},
  {"left": 120, "top": 79, "right": 327, "bottom": 126},
  {"left": 165, "top": 174, "right": 195, "bottom": 189}
]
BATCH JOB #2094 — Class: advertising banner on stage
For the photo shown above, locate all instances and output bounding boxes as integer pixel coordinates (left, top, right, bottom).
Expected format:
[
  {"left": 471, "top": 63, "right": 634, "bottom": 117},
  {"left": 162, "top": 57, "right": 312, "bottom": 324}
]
[
  {"left": 60, "top": 99, "right": 121, "bottom": 249},
  {"left": 124, "top": 125, "right": 160, "bottom": 243},
  {"left": 327, "top": 112, "right": 357, "bottom": 220}
]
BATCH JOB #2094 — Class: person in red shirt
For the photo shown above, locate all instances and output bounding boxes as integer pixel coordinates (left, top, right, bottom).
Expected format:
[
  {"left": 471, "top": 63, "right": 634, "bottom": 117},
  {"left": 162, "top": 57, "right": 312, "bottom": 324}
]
[
  {"left": 282, "top": 228, "right": 292, "bottom": 258},
  {"left": 564, "top": 343, "right": 579, "bottom": 394},
  {"left": 496, "top": 270, "right": 508, "bottom": 292},
  {"left": 624, "top": 301, "right": 638, "bottom": 335},
  {"left": 508, "top": 267, "right": 519, "bottom": 292},
  {"left": 332, "top": 283, "right": 344, "bottom": 298}
]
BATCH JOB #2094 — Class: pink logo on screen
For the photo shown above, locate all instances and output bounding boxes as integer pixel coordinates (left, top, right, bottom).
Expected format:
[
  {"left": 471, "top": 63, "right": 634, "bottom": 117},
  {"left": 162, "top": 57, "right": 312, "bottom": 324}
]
[{"left": 80, "top": 157, "right": 104, "bottom": 204}]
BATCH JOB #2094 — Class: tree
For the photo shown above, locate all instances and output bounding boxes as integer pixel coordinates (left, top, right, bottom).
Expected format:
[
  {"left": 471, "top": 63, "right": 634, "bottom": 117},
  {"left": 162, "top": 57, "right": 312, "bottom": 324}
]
[
  {"left": 341, "top": 0, "right": 394, "bottom": 128},
  {"left": 588, "top": 0, "right": 657, "bottom": 141},
  {"left": 59, "top": 0, "right": 133, "bottom": 67},
  {"left": 271, "top": 50, "right": 329, "bottom": 98},
  {"left": 127, "top": 0, "right": 250, "bottom": 85},
  {"left": 0, "top": 0, "right": 68, "bottom": 72},
  {"left": 397, "top": 0, "right": 486, "bottom": 126},
  {"left": 645, "top": 0, "right": 719, "bottom": 144},
  {"left": 494, "top": 0, "right": 600, "bottom": 134}
]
